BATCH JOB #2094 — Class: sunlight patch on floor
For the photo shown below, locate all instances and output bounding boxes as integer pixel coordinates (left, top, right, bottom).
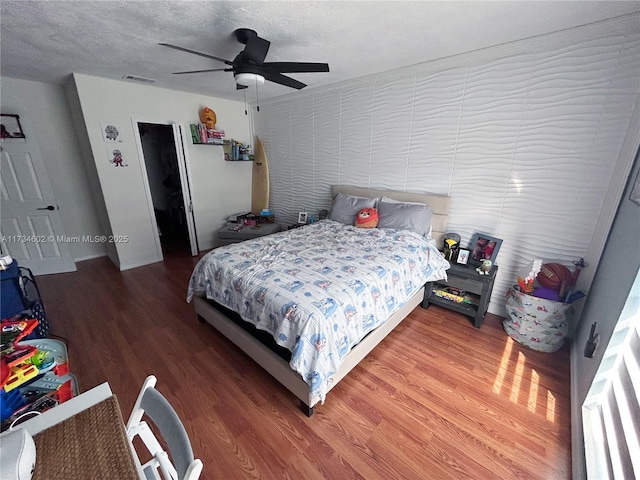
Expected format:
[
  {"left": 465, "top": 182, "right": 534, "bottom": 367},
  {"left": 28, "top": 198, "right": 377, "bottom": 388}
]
[
  {"left": 546, "top": 391, "right": 556, "bottom": 423},
  {"left": 493, "top": 336, "right": 559, "bottom": 423},
  {"left": 493, "top": 337, "right": 514, "bottom": 395},
  {"left": 528, "top": 369, "right": 540, "bottom": 413},
  {"left": 509, "top": 351, "right": 526, "bottom": 403}
]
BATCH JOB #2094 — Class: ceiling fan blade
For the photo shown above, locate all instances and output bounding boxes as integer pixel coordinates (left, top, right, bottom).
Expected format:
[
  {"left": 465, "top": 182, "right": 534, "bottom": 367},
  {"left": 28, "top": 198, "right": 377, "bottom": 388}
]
[
  {"left": 242, "top": 35, "right": 270, "bottom": 64},
  {"left": 159, "top": 43, "right": 233, "bottom": 66},
  {"left": 263, "top": 62, "right": 330, "bottom": 73},
  {"left": 262, "top": 71, "right": 307, "bottom": 90},
  {"left": 172, "top": 68, "right": 228, "bottom": 75}
]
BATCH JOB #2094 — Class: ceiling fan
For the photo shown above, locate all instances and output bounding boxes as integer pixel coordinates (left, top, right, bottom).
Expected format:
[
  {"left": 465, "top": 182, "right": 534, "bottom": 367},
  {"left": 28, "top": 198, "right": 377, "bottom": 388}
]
[{"left": 160, "top": 28, "right": 330, "bottom": 90}]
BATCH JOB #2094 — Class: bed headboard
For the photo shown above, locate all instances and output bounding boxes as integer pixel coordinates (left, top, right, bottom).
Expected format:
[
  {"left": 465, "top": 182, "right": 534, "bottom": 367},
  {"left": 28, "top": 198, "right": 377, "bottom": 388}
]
[{"left": 332, "top": 185, "right": 450, "bottom": 248}]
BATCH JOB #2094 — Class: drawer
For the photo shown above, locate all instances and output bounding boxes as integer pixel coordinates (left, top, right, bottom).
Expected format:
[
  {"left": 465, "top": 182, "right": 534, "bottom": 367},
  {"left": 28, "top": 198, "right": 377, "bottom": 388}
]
[{"left": 438, "top": 276, "right": 483, "bottom": 295}]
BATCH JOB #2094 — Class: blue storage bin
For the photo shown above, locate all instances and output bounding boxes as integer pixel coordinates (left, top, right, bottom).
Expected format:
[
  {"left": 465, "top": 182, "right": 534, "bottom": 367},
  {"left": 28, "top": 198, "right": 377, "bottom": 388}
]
[
  {"left": 1, "top": 261, "right": 25, "bottom": 319},
  {"left": 1, "top": 261, "right": 50, "bottom": 338},
  {"left": 0, "top": 388, "right": 26, "bottom": 423}
]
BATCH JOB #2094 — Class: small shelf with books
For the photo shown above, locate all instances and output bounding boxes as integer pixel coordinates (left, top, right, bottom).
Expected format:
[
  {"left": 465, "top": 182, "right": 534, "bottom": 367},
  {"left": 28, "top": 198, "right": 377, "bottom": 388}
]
[
  {"left": 431, "top": 285, "right": 479, "bottom": 307},
  {"left": 422, "top": 263, "right": 498, "bottom": 328},
  {"left": 222, "top": 139, "right": 252, "bottom": 161},
  {"left": 190, "top": 123, "right": 225, "bottom": 145},
  {"left": 188, "top": 124, "right": 252, "bottom": 161}
]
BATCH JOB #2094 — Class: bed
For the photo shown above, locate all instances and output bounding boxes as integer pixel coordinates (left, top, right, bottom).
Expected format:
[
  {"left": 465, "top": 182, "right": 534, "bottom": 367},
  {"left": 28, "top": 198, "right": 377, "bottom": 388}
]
[{"left": 187, "top": 185, "right": 450, "bottom": 415}]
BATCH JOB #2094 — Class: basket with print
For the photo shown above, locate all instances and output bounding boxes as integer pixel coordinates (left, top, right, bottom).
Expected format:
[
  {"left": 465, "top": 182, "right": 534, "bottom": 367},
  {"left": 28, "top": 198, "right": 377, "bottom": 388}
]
[{"left": 503, "top": 286, "right": 570, "bottom": 353}]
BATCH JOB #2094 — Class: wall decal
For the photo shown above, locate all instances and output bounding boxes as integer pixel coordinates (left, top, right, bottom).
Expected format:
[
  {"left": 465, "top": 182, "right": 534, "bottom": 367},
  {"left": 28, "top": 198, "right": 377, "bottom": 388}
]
[
  {"left": 106, "top": 146, "right": 128, "bottom": 167},
  {"left": 101, "top": 121, "right": 123, "bottom": 143}
]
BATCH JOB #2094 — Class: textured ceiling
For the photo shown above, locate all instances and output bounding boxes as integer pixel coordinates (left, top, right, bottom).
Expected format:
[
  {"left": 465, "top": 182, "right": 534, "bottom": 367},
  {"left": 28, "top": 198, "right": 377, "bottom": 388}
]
[{"left": 1, "top": 1, "right": 639, "bottom": 102}]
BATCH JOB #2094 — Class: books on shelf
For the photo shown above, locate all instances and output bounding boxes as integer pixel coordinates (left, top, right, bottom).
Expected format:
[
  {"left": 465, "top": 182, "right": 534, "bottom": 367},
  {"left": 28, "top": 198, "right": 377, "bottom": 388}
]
[
  {"left": 432, "top": 285, "right": 479, "bottom": 306},
  {"left": 188, "top": 123, "right": 252, "bottom": 160},
  {"left": 223, "top": 139, "right": 252, "bottom": 161},
  {"left": 190, "top": 123, "right": 225, "bottom": 144}
]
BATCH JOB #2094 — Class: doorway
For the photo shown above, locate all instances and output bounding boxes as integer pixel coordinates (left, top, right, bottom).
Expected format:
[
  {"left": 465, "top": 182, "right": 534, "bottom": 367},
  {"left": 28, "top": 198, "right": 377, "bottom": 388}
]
[{"left": 137, "top": 123, "right": 192, "bottom": 255}]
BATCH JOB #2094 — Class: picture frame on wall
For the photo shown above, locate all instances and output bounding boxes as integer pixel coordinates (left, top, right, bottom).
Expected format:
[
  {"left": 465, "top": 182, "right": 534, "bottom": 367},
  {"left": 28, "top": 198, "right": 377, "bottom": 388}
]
[
  {"left": 469, "top": 233, "right": 502, "bottom": 266},
  {"left": 0, "top": 114, "right": 25, "bottom": 139},
  {"left": 298, "top": 212, "right": 308, "bottom": 224},
  {"left": 456, "top": 248, "right": 470, "bottom": 265}
]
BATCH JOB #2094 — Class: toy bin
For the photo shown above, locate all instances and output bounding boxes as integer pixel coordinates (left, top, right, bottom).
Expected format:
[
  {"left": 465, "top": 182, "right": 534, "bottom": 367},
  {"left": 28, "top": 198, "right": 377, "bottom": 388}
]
[
  {"left": 504, "top": 286, "right": 570, "bottom": 353},
  {"left": 1, "top": 261, "right": 24, "bottom": 319}
]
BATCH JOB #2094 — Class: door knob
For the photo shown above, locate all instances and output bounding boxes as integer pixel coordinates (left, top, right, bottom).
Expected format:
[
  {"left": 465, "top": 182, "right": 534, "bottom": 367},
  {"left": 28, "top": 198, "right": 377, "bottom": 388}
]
[{"left": 37, "top": 205, "right": 56, "bottom": 211}]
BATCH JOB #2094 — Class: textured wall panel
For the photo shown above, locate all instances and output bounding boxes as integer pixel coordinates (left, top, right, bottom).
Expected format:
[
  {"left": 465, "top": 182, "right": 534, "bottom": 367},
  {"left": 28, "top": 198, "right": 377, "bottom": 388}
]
[
  {"left": 370, "top": 78, "right": 415, "bottom": 190},
  {"left": 312, "top": 90, "right": 342, "bottom": 208},
  {"left": 407, "top": 67, "right": 467, "bottom": 193},
  {"left": 338, "top": 84, "right": 375, "bottom": 185},
  {"left": 289, "top": 96, "right": 315, "bottom": 213},
  {"left": 313, "top": 91, "right": 342, "bottom": 196},
  {"left": 253, "top": 20, "right": 640, "bottom": 314}
]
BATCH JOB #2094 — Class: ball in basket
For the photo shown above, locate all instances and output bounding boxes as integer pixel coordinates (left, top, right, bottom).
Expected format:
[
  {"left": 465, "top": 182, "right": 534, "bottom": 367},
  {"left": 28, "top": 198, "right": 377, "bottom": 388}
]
[{"left": 537, "top": 263, "right": 572, "bottom": 291}]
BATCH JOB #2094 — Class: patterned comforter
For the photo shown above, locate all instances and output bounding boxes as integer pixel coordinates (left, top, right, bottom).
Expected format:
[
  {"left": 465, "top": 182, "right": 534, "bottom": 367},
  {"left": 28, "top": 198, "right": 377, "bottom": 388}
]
[{"left": 187, "top": 220, "right": 449, "bottom": 405}]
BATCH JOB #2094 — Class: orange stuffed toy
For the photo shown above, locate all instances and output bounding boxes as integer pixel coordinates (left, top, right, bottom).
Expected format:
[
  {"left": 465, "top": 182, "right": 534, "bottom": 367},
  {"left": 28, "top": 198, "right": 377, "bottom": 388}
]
[
  {"left": 355, "top": 208, "right": 379, "bottom": 228},
  {"left": 199, "top": 107, "right": 217, "bottom": 129}
]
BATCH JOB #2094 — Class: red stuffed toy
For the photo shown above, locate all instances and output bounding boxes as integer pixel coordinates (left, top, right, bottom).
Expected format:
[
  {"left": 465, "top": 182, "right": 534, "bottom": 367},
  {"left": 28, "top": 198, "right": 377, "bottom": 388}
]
[{"left": 355, "top": 208, "right": 379, "bottom": 228}]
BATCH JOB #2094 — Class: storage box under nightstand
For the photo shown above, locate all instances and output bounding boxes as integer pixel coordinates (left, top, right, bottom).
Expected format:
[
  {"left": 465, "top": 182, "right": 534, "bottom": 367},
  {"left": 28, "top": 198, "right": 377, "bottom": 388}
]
[{"left": 217, "top": 223, "right": 282, "bottom": 245}]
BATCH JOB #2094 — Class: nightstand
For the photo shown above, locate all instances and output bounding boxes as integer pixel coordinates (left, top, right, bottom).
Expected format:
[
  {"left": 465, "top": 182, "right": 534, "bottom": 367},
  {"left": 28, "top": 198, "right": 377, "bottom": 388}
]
[
  {"left": 284, "top": 223, "right": 305, "bottom": 231},
  {"left": 217, "top": 223, "right": 282, "bottom": 245},
  {"left": 422, "top": 263, "right": 498, "bottom": 328}
]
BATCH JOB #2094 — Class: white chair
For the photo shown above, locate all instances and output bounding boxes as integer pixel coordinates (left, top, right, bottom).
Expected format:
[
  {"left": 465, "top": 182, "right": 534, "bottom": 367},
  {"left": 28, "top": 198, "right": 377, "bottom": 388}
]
[{"left": 126, "top": 376, "right": 203, "bottom": 480}]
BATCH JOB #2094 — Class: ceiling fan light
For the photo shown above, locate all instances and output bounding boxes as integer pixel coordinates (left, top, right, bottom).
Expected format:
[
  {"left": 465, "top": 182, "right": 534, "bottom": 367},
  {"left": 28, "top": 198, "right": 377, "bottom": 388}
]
[{"left": 235, "top": 73, "right": 265, "bottom": 87}]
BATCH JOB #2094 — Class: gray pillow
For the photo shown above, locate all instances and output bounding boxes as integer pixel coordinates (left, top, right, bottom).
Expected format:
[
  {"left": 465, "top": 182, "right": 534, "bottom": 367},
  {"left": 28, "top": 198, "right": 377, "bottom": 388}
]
[
  {"left": 377, "top": 201, "right": 433, "bottom": 236},
  {"left": 330, "top": 193, "right": 378, "bottom": 225}
]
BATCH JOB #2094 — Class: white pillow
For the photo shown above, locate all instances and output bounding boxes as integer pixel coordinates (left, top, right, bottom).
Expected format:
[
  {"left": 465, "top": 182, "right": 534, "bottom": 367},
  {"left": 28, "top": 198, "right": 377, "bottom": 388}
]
[{"left": 330, "top": 193, "right": 378, "bottom": 225}]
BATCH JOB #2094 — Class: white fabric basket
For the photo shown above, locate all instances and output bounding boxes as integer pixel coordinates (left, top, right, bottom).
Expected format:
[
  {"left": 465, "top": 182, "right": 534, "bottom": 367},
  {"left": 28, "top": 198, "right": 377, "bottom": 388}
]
[{"left": 503, "top": 287, "right": 570, "bottom": 353}]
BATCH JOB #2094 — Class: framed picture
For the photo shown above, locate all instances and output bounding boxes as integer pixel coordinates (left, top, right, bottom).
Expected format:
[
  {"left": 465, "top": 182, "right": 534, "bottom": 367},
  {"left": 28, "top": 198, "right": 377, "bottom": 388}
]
[
  {"left": 298, "top": 212, "right": 308, "bottom": 224},
  {"left": 469, "top": 233, "right": 502, "bottom": 266},
  {"left": 456, "top": 248, "right": 470, "bottom": 265},
  {"left": 1, "top": 114, "right": 25, "bottom": 139}
]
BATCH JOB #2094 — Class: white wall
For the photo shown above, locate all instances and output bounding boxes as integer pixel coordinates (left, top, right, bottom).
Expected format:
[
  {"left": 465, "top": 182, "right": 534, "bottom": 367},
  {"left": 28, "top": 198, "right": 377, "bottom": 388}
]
[
  {"left": 0, "top": 77, "right": 106, "bottom": 262},
  {"left": 252, "top": 14, "right": 640, "bottom": 317},
  {"left": 70, "top": 73, "right": 252, "bottom": 269}
]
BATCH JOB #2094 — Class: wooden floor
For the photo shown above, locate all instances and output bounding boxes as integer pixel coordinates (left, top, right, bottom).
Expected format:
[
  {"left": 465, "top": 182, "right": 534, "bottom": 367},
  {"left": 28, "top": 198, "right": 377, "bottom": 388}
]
[{"left": 37, "top": 249, "right": 571, "bottom": 479}]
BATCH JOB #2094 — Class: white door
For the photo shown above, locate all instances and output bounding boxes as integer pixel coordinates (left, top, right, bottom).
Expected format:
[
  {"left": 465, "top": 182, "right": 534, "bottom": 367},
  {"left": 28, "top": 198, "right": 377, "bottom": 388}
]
[
  {"left": 0, "top": 118, "right": 76, "bottom": 274},
  {"left": 173, "top": 124, "right": 198, "bottom": 256}
]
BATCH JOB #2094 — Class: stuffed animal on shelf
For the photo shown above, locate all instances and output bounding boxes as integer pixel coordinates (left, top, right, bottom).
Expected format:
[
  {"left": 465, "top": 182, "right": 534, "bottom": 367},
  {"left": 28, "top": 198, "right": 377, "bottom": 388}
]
[
  {"left": 355, "top": 208, "right": 379, "bottom": 228},
  {"left": 199, "top": 107, "right": 217, "bottom": 129},
  {"left": 476, "top": 259, "right": 492, "bottom": 275}
]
